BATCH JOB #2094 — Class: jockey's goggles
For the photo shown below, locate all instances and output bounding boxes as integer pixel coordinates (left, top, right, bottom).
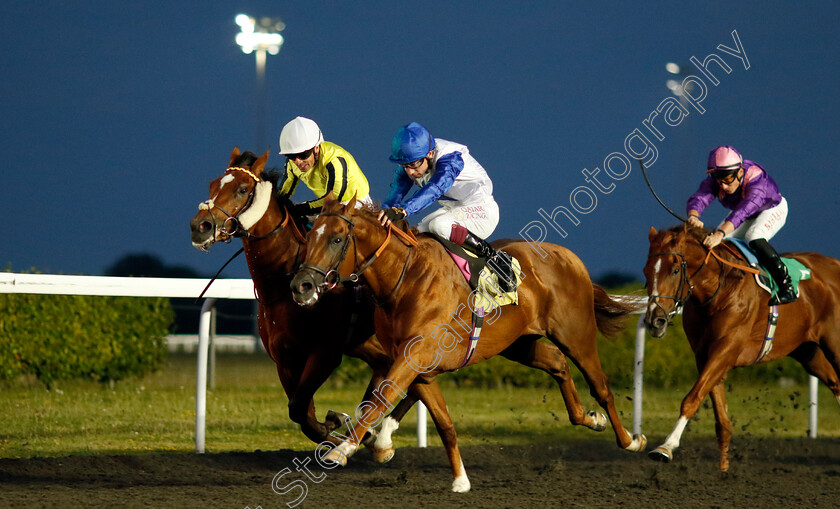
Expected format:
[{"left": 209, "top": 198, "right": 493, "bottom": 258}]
[
  {"left": 287, "top": 148, "right": 314, "bottom": 161},
  {"left": 710, "top": 169, "right": 739, "bottom": 184},
  {"left": 400, "top": 158, "right": 426, "bottom": 170},
  {"left": 707, "top": 164, "right": 741, "bottom": 184}
]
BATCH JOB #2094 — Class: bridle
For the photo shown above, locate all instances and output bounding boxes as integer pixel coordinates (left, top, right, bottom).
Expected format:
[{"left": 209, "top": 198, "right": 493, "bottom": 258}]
[
  {"left": 202, "top": 166, "right": 305, "bottom": 244},
  {"left": 646, "top": 239, "right": 762, "bottom": 319},
  {"left": 647, "top": 250, "right": 695, "bottom": 321},
  {"left": 196, "top": 166, "right": 307, "bottom": 302},
  {"left": 298, "top": 211, "right": 417, "bottom": 303}
]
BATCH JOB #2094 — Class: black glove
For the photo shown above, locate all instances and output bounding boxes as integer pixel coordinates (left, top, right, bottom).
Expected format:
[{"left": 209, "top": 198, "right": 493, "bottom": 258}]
[
  {"left": 290, "top": 203, "right": 313, "bottom": 217},
  {"left": 383, "top": 207, "right": 407, "bottom": 222}
]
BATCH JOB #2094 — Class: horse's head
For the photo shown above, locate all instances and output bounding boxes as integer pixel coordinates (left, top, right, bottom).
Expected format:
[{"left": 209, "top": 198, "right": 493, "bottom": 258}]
[
  {"left": 642, "top": 225, "right": 697, "bottom": 337},
  {"left": 290, "top": 193, "right": 365, "bottom": 306},
  {"left": 190, "top": 147, "right": 274, "bottom": 250}
]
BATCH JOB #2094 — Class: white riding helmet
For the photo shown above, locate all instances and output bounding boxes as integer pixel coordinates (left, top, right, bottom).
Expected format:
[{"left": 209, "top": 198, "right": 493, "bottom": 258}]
[{"left": 279, "top": 116, "right": 324, "bottom": 155}]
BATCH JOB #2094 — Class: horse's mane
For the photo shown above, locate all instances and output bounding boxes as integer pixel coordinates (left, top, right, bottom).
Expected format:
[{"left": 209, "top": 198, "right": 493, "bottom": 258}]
[
  {"left": 355, "top": 200, "right": 419, "bottom": 235},
  {"left": 663, "top": 224, "right": 745, "bottom": 283}
]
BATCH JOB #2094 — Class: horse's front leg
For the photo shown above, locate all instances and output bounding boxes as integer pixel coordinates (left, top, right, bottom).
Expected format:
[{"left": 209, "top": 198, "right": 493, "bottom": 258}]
[
  {"left": 280, "top": 347, "right": 344, "bottom": 445},
  {"left": 323, "top": 358, "right": 418, "bottom": 466},
  {"left": 650, "top": 342, "right": 737, "bottom": 465},
  {"left": 371, "top": 389, "right": 418, "bottom": 463}
]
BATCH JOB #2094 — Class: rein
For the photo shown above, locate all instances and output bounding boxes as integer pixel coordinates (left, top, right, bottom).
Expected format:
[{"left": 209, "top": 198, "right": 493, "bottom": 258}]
[
  {"left": 704, "top": 243, "right": 761, "bottom": 275},
  {"left": 647, "top": 239, "right": 763, "bottom": 315},
  {"left": 300, "top": 210, "right": 418, "bottom": 303}
]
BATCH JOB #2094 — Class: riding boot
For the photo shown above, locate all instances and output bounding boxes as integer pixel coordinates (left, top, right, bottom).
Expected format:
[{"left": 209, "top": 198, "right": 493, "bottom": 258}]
[
  {"left": 749, "top": 238, "right": 798, "bottom": 305},
  {"left": 454, "top": 226, "right": 517, "bottom": 292}
]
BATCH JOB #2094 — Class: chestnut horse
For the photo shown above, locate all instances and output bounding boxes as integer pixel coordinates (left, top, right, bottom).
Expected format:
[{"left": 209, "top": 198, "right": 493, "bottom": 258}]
[
  {"left": 189, "top": 149, "right": 609, "bottom": 461},
  {"left": 643, "top": 225, "right": 840, "bottom": 470},
  {"left": 190, "top": 148, "right": 407, "bottom": 448},
  {"left": 291, "top": 194, "right": 646, "bottom": 492}
]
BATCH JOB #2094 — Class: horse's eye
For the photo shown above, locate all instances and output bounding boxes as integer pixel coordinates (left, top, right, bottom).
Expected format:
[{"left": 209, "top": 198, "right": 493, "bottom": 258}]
[
  {"left": 671, "top": 267, "right": 680, "bottom": 276},
  {"left": 332, "top": 236, "right": 343, "bottom": 244},
  {"left": 237, "top": 184, "right": 249, "bottom": 195}
]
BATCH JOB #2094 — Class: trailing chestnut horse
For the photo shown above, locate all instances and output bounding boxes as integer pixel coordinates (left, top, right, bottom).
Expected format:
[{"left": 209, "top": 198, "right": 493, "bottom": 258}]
[
  {"left": 291, "top": 194, "right": 646, "bottom": 492},
  {"left": 189, "top": 148, "right": 605, "bottom": 461},
  {"left": 643, "top": 225, "right": 840, "bottom": 470}
]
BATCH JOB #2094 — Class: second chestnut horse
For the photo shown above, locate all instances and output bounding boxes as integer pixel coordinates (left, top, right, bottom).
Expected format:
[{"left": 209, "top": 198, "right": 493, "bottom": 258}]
[{"left": 291, "top": 194, "right": 646, "bottom": 492}]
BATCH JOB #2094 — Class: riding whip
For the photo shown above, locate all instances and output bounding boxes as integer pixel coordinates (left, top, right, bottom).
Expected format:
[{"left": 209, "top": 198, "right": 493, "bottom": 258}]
[{"left": 638, "top": 158, "right": 688, "bottom": 223}]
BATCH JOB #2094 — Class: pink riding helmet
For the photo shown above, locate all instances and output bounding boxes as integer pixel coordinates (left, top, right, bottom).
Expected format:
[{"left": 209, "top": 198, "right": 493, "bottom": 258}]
[{"left": 706, "top": 145, "right": 743, "bottom": 173}]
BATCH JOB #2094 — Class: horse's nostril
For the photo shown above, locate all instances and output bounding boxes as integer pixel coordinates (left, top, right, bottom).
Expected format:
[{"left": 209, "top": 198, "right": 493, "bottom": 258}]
[
  {"left": 300, "top": 281, "right": 313, "bottom": 293},
  {"left": 199, "top": 221, "right": 212, "bottom": 233},
  {"left": 653, "top": 317, "right": 667, "bottom": 328}
]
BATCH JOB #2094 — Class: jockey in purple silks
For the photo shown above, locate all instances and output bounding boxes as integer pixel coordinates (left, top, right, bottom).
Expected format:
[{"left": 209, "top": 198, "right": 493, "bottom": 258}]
[{"left": 687, "top": 145, "right": 796, "bottom": 305}]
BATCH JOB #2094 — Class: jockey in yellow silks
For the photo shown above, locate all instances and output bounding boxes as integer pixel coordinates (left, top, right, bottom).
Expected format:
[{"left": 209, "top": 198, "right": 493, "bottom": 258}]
[{"left": 277, "top": 116, "right": 372, "bottom": 216}]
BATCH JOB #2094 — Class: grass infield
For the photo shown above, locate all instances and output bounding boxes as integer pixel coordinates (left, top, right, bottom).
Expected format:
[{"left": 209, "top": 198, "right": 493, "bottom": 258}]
[{"left": 0, "top": 353, "right": 836, "bottom": 458}]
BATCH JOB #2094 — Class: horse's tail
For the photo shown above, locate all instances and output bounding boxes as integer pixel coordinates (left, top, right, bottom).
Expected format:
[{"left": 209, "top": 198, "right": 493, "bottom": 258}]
[{"left": 592, "top": 284, "right": 642, "bottom": 337}]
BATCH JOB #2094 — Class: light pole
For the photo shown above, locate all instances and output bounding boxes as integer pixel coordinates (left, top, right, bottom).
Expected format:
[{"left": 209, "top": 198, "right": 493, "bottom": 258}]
[
  {"left": 235, "top": 14, "right": 284, "bottom": 349},
  {"left": 666, "top": 62, "right": 694, "bottom": 180},
  {"left": 235, "top": 14, "right": 285, "bottom": 151}
]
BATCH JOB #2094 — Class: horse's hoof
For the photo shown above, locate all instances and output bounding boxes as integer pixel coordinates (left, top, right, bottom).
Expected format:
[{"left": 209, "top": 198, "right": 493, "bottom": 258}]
[
  {"left": 586, "top": 410, "right": 607, "bottom": 432},
  {"left": 373, "top": 445, "right": 395, "bottom": 463},
  {"left": 323, "top": 447, "right": 349, "bottom": 467},
  {"left": 451, "top": 475, "right": 471, "bottom": 493},
  {"left": 626, "top": 433, "right": 647, "bottom": 452},
  {"left": 325, "top": 409, "right": 350, "bottom": 430},
  {"left": 648, "top": 446, "right": 672, "bottom": 463},
  {"left": 361, "top": 429, "right": 379, "bottom": 448}
]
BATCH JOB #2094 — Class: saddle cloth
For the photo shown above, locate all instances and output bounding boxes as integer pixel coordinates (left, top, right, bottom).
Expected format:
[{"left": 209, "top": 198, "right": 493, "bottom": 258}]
[
  {"left": 727, "top": 238, "right": 812, "bottom": 296},
  {"left": 431, "top": 236, "right": 521, "bottom": 311}
]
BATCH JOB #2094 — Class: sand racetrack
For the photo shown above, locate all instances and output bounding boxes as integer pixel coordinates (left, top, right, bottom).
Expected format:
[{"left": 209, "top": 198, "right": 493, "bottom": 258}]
[{"left": 1, "top": 437, "right": 839, "bottom": 508}]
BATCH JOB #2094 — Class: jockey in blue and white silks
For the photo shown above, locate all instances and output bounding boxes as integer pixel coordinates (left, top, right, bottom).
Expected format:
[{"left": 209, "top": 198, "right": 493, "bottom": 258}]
[{"left": 377, "top": 122, "right": 514, "bottom": 291}]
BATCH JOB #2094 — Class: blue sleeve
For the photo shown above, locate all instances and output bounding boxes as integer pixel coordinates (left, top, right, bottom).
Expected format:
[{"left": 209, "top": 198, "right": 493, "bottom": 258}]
[
  {"left": 401, "top": 152, "right": 464, "bottom": 216},
  {"left": 382, "top": 167, "right": 414, "bottom": 209}
]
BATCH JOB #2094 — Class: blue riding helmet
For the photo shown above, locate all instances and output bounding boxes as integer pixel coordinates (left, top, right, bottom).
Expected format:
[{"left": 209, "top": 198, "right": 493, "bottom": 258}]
[{"left": 389, "top": 122, "right": 436, "bottom": 164}]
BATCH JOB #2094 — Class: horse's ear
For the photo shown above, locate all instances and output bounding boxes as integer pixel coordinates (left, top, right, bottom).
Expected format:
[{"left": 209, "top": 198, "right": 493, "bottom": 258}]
[
  {"left": 324, "top": 190, "right": 337, "bottom": 210},
  {"left": 649, "top": 226, "right": 658, "bottom": 241},
  {"left": 253, "top": 150, "right": 270, "bottom": 175},
  {"left": 229, "top": 147, "right": 241, "bottom": 167},
  {"left": 346, "top": 192, "right": 357, "bottom": 212}
]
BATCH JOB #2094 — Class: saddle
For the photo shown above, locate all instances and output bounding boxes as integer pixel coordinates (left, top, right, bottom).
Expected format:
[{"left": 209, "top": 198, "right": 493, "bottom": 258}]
[
  {"left": 430, "top": 236, "right": 521, "bottom": 307},
  {"left": 727, "top": 238, "right": 811, "bottom": 297},
  {"left": 725, "top": 238, "right": 812, "bottom": 363}
]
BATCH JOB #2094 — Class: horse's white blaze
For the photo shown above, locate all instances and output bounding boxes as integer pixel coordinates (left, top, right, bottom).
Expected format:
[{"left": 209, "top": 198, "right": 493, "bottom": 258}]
[
  {"left": 311, "top": 223, "right": 326, "bottom": 243},
  {"left": 661, "top": 415, "right": 689, "bottom": 452},
  {"left": 647, "top": 259, "right": 662, "bottom": 314},
  {"left": 835, "top": 394, "right": 840, "bottom": 408},
  {"left": 237, "top": 180, "right": 272, "bottom": 231},
  {"left": 375, "top": 416, "right": 399, "bottom": 450},
  {"left": 451, "top": 459, "right": 470, "bottom": 493},
  {"left": 218, "top": 173, "right": 234, "bottom": 189}
]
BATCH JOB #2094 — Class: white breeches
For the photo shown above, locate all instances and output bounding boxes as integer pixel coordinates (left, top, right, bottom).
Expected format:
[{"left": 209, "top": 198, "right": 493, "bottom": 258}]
[
  {"left": 417, "top": 199, "right": 500, "bottom": 240},
  {"left": 725, "top": 197, "right": 788, "bottom": 242}
]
